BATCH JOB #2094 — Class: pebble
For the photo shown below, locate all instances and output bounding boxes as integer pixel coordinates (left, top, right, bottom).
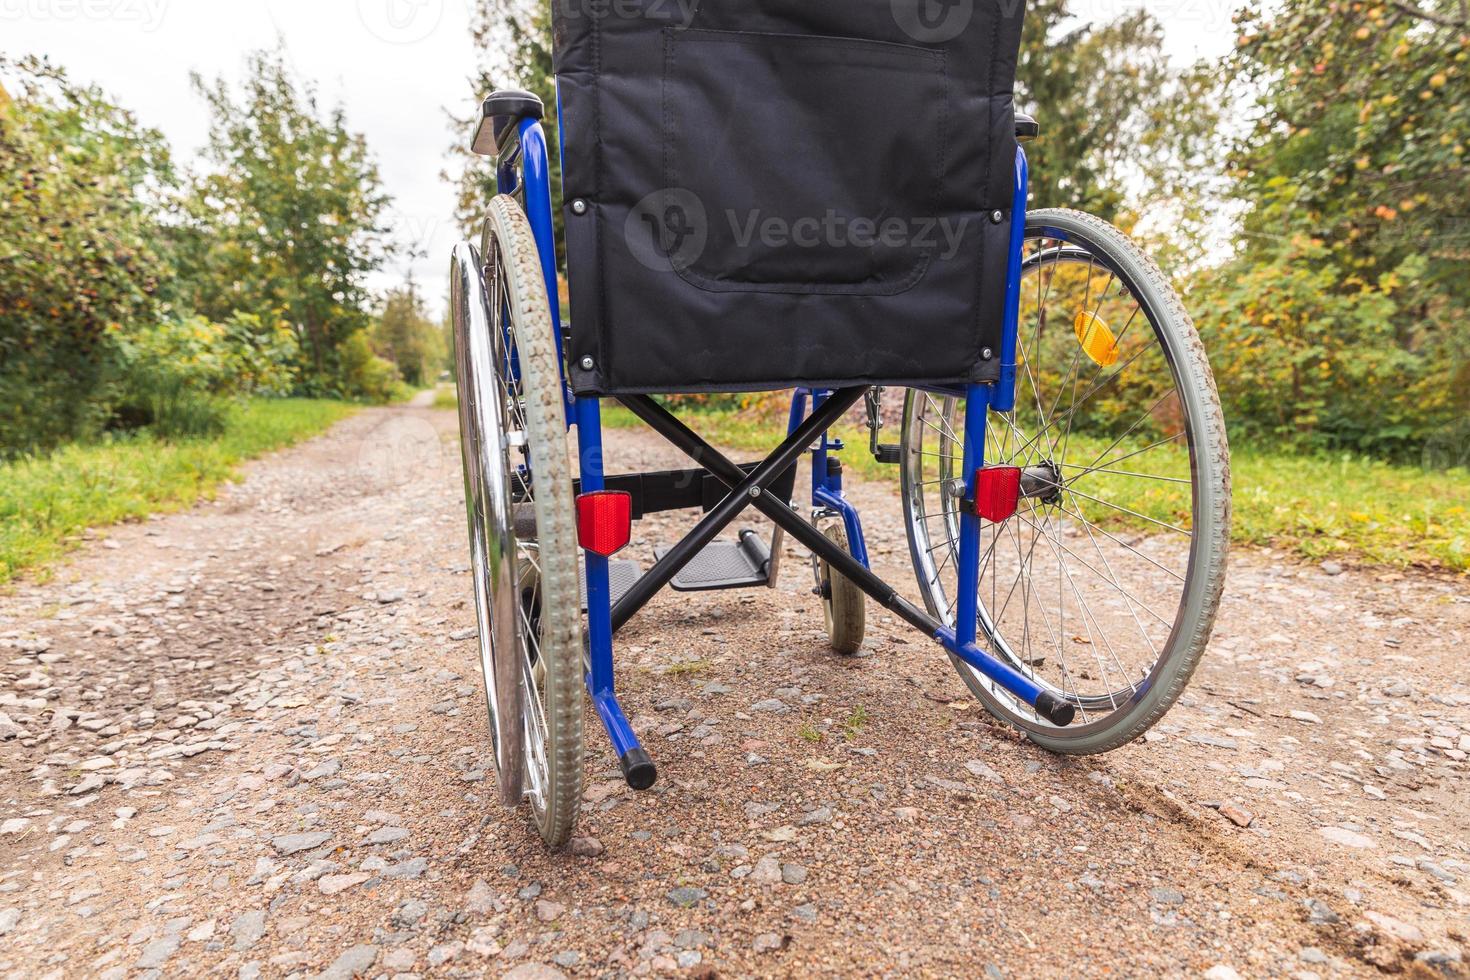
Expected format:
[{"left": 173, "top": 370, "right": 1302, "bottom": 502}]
[
  {"left": 1205, "top": 967, "right": 1243, "bottom": 980},
  {"left": 964, "top": 760, "right": 1004, "bottom": 784},
  {"left": 750, "top": 699, "right": 789, "bottom": 714},
  {"left": 751, "top": 856, "right": 783, "bottom": 885},
  {"left": 0, "top": 908, "right": 20, "bottom": 936},
  {"left": 666, "top": 887, "right": 707, "bottom": 908},
  {"left": 271, "top": 831, "right": 331, "bottom": 855},
  {"left": 535, "top": 900, "right": 565, "bottom": 922},
  {"left": 782, "top": 863, "right": 808, "bottom": 885},
  {"left": 365, "top": 826, "right": 409, "bottom": 845},
  {"left": 319, "top": 944, "right": 378, "bottom": 979},
  {"left": 230, "top": 910, "right": 267, "bottom": 951},
  {"left": 319, "top": 873, "right": 371, "bottom": 896},
  {"left": 568, "top": 836, "right": 604, "bottom": 857},
  {"left": 1318, "top": 827, "right": 1375, "bottom": 849},
  {"left": 1218, "top": 804, "right": 1254, "bottom": 828}
]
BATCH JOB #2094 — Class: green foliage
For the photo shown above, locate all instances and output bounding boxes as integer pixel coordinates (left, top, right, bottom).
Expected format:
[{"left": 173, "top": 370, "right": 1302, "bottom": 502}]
[
  {"left": 1214, "top": 0, "right": 1470, "bottom": 459},
  {"left": 0, "top": 57, "right": 173, "bottom": 456},
  {"left": 112, "top": 313, "right": 300, "bottom": 437},
  {"left": 0, "top": 398, "right": 355, "bottom": 583},
  {"left": 180, "top": 49, "right": 396, "bottom": 398},
  {"left": 372, "top": 280, "right": 444, "bottom": 387},
  {"left": 336, "top": 331, "right": 403, "bottom": 405},
  {"left": 1016, "top": 2, "right": 1227, "bottom": 258},
  {"left": 455, "top": 1, "right": 560, "bottom": 257}
]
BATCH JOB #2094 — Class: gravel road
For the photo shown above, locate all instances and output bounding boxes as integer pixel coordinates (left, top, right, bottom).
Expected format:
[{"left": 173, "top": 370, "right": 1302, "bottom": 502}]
[{"left": 1, "top": 399, "right": 1467, "bottom": 979}]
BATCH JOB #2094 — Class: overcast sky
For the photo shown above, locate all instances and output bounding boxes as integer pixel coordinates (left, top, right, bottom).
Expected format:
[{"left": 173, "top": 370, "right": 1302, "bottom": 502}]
[{"left": 3, "top": 0, "right": 1235, "bottom": 316}]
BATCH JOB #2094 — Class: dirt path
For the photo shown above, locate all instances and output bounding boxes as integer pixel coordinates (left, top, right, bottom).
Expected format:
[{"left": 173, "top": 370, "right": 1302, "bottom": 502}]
[{"left": 1, "top": 400, "right": 1466, "bottom": 979}]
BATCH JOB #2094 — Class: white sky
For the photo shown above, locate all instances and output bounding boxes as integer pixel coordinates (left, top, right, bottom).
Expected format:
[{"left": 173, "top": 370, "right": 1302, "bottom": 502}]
[{"left": 2, "top": 0, "right": 1235, "bottom": 316}]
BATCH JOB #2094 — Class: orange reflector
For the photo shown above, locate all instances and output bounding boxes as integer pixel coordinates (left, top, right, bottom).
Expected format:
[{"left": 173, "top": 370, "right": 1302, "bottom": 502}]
[
  {"left": 1074, "top": 310, "right": 1120, "bottom": 367},
  {"left": 973, "top": 467, "right": 1023, "bottom": 523},
  {"left": 577, "top": 491, "right": 632, "bottom": 557}
]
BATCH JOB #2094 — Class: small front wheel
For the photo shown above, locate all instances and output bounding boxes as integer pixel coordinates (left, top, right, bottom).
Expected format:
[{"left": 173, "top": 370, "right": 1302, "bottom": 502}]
[
  {"left": 901, "top": 209, "right": 1231, "bottom": 755},
  {"left": 818, "top": 522, "right": 866, "bottom": 656},
  {"left": 451, "top": 195, "right": 584, "bottom": 847}
]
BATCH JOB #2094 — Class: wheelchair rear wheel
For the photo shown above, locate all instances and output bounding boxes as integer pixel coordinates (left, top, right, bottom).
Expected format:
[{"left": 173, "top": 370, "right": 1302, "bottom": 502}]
[
  {"left": 452, "top": 195, "right": 583, "bottom": 846},
  {"left": 901, "top": 209, "right": 1231, "bottom": 755}
]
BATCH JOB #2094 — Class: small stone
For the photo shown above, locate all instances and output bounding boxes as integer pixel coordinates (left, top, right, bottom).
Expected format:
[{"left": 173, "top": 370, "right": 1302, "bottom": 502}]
[
  {"left": 319, "top": 873, "right": 370, "bottom": 896},
  {"left": 382, "top": 857, "right": 428, "bottom": 879},
  {"left": 1219, "top": 804, "right": 1254, "bottom": 828},
  {"left": 535, "top": 900, "right": 565, "bottom": 923},
  {"left": 501, "top": 965, "right": 570, "bottom": 980},
  {"left": 751, "top": 856, "right": 783, "bottom": 885},
  {"left": 964, "top": 760, "right": 1004, "bottom": 784},
  {"left": 568, "top": 836, "right": 604, "bottom": 857},
  {"left": 230, "top": 910, "right": 267, "bottom": 951},
  {"left": 319, "top": 944, "right": 378, "bottom": 980},
  {"left": 428, "top": 942, "right": 464, "bottom": 967},
  {"left": 466, "top": 926, "right": 502, "bottom": 958},
  {"left": 301, "top": 758, "right": 341, "bottom": 781},
  {"left": 753, "top": 933, "right": 784, "bottom": 954},
  {"left": 1318, "top": 827, "right": 1375, "bottom": 849},
  {"left": 667, "top": 886, "right": 707, "bottom": 908},
  {"left": 781, "top": 863, "right": 808, "bottom": 885},
  {"left": 135, "top": 935, "right": 180, "bottom": 970},
  {"left": 798, "top": 806, "right": 833, "bottom": 826},
  {"left": 0, "top": 908, "right": 21, "bottom": 935},
  {"left": 1364, "top": 911, "right": 1425, "bottom": 944},
  {"left": 466, "top": 880, "right": 498, "bottom": 915},
  {"left": 1150, "top": 887, "right": 1185, "bottom": 905},
  {"left": 365, "top": 826, "right": 409, "bottom": 845},
  {"left": 1204, "top": 967, "right": 1243, "bottom": 980},
  {"left": 271, "top": 831, "right": 331, "bottom": 856},
  {"left": 750, "top": 699, "right": 789, "bottom": 714},
  {"left": 1289, "top": 710, "right": 1323, "bottom": 725},
  {"left": 0, "top": 819, "right": 30, "bottom": 835},
  {"left": 1320, "top": 561, "right": 1344, "bottom": 576},
  {"left": 1299, "top": 948, "right": 1329, "bottom": 965}
]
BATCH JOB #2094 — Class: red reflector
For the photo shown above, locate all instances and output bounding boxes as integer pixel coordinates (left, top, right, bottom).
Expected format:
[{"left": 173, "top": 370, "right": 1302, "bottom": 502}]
[
  {"left": 973, "top": 466, "right": 1023, "bottom": 522},
  {"left": 577, "top": 491, "right": 632, "bottom": 557}
]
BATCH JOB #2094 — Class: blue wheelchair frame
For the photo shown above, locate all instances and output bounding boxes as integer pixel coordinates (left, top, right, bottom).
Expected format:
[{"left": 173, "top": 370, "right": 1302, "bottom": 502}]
[{"left": 496, "top": 113, "right": 1068, "bottom": 787}]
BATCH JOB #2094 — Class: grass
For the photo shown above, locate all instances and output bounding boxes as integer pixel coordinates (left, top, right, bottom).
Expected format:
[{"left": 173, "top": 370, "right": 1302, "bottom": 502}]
[
  {"left": 431, "top": 386, "right": 459, "bottom": 410},
  {"left": 605, "top": 401, "right": 1470, "bottom": 573},
  {"left": 0, "top": 398, "right": 357, "bottom": 584}
]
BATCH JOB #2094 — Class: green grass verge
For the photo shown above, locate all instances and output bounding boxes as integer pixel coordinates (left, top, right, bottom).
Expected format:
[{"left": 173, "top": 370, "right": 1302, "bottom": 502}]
[
  {"left": 0, "top": 398, "right": 357, "bottom": 584},
  {"left": 431, "top": 387, "right": 459, "bottom": 410},
  {"left": 604, "top": 402, "right": 1470, "bottom": 573}
]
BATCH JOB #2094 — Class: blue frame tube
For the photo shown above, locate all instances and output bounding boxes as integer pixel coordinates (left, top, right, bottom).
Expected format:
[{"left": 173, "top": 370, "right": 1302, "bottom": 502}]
[
  {"left": 791, "top": 388, "right": 872, "bottom": 570},
  {"left": 512, "top": 116, "right": 647, "bottom": 774},
  {"left": 992, "top": 147, "right": 1029, "bottom": 414}
]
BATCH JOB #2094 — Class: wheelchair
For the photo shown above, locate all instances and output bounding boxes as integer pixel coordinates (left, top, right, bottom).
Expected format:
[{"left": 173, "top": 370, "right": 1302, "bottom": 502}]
[{"left": 451, "top": 0, "right": 1231, "bottom": 846}]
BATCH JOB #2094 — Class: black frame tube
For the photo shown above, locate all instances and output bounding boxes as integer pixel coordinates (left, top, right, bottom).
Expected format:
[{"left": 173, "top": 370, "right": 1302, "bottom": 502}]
[
  {"left": 609, "top": 388, "right": 867, "bottom": 631},
  {"left": 617, "top": 393, "right": 942, "bottom": 637}
]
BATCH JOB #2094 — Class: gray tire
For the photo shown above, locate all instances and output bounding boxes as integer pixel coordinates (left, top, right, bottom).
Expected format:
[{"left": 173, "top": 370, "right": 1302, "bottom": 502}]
[
  {"left": 901, "top": 208, "right": 1231, "bottom": 755},
  {"left": 454, "top": 194, "right": 583, "bottom": 846}
]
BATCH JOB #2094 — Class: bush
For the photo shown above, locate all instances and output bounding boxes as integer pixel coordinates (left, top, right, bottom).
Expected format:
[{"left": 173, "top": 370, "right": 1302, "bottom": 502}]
[
  {"left": 1194, "top": 234, "right": 1467, "bottom": 460},
  {"left": 336, "top": 330, "right": 403, "bottom": 403},
  {"left": 111, "top": 313, "right": 300, "bottom": 437},
  {"left": 0, "top": 58, "right": 173, "bottom": 457}
]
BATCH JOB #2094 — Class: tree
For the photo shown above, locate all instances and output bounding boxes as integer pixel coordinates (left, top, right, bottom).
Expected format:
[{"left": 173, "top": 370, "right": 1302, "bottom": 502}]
[
  {"left": 1017, "top": 2, "right": 1227, "bottom": 258},
  {"left": 0, "top": 57, "right": 174, "bottom": 455},
  {"left": 181, "top": 48, "right": 396, "bottom": 396},
  {"left": 1219, "top": 0, "right": 1470, "bottom": 456},
  {"left": 372, "top": 279, "right": 443, "bottom": 387},
  {"left": 451, "top": 1, "right": 560, "bottom": 259}
]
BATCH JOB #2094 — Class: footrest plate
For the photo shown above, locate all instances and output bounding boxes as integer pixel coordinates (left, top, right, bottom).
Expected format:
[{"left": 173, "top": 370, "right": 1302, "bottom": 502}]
[
  {"left": 656, "top": 531, "right": 771, "bottom": 592},
  {"left": 580, "top": 559, "right": 642, "bottom": 610}
]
